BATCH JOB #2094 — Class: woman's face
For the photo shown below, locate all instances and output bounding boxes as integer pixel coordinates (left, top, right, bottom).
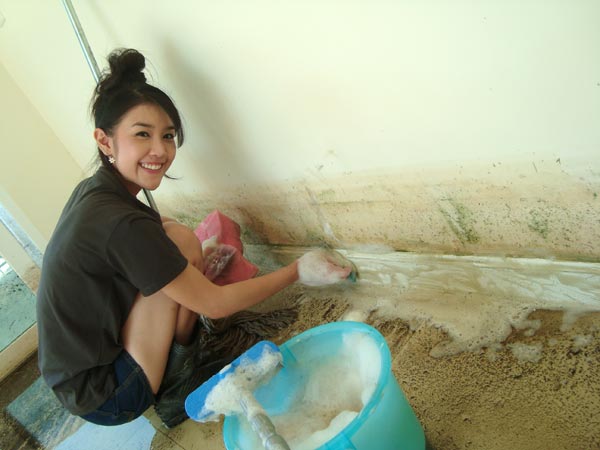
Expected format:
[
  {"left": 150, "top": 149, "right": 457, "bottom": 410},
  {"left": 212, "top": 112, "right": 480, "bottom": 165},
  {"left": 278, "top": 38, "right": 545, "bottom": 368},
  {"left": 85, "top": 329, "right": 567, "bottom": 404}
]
[{"left": 95, "top": 103, "right": 177, "bottom": 195}]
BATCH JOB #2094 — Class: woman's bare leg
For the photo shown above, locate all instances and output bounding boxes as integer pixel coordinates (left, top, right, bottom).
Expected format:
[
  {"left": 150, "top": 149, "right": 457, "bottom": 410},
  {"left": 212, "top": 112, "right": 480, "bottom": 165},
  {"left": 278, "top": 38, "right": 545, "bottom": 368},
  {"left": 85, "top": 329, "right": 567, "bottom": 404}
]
[
  {"left": 121, "top": 222, "right": 204, "bottom": 393},
  {"left": 166, "top": 222, "right": 204, "bottom": 345},
  {"left": 174, "top": 304, "right": 199, "bottom": 345},
  {"left": 122, "top": 291, "right": 179, "bottom": 393}
]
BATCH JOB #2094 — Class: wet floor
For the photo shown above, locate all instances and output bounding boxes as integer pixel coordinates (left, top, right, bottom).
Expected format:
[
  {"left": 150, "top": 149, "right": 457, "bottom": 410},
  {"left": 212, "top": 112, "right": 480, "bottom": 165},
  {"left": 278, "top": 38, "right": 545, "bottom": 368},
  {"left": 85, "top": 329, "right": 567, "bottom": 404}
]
[
  {"left": 0, "top": 263, "right": 36, "bottom": 352},
  {"left": 1, "top": 250, "right": 599, "bottom": 450}
]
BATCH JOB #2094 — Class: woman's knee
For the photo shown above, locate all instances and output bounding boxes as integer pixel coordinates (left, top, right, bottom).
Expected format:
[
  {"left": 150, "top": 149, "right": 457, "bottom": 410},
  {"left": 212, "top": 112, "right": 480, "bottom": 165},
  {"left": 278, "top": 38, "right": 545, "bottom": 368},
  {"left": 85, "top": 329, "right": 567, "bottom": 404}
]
[{"left": 163, "top": 222, "right": 204, "bottom": 270}]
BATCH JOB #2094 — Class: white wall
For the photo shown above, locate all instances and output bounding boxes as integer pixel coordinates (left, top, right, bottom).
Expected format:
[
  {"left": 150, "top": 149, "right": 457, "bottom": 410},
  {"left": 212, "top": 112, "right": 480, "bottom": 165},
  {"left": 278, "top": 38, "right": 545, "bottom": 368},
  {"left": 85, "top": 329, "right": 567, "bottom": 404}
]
[
  {"left": 0, "top": 62, "right": 84, "bottom": 260},
  {"left": 0, "top": 1, "right": 598, "bottom": 259}
]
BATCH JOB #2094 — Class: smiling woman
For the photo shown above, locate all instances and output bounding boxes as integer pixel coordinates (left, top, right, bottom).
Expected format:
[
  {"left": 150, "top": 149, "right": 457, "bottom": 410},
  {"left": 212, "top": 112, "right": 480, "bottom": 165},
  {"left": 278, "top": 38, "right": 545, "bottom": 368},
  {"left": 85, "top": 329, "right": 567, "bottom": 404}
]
[
  {"left": 90, "top": 49, "right": 184, "bottom": 186},
  {"left": 34, "top": 48, "right": 352, "bottom": 430}
]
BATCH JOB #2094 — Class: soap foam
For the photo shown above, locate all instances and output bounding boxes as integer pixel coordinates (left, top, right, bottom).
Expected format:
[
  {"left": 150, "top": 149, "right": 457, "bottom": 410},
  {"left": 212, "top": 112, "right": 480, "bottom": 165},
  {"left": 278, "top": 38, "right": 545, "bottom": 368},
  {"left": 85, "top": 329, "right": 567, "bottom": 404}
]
[
  {"left": 571, "top": 334, "right": 593, "bottom": 351},
  {"left": 341, "top": 308, "right": 369, "bottom": 322},
  {"left": 508, "top": 343, "right": 544, "bottom": 363},
  {"left": 240, "top": 332, "right": 381, "bottom": 449},
  {"left": 202, "top": 345, "right": 282, "bottom": 421},
  {"left": 312, "top": 251, "right": 600, "bottom": 359},
  {"left": 291, "top": 410, "right": 358, "bottom": 450}
]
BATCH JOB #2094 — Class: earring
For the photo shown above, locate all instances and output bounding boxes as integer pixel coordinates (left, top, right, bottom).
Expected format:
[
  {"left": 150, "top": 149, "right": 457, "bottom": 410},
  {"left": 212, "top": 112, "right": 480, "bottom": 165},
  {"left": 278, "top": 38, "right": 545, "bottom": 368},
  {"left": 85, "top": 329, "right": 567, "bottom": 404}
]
[{"left": 108, "top": 156, "right": 115, "bottom": 164}]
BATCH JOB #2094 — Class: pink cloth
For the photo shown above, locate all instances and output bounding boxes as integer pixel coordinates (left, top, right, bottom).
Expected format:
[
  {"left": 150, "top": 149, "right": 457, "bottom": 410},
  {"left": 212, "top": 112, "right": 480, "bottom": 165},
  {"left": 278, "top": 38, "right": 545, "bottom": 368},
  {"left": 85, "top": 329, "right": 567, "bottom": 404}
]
[{"left": 194, "top": 210, "right": 259, "bottom": 286}]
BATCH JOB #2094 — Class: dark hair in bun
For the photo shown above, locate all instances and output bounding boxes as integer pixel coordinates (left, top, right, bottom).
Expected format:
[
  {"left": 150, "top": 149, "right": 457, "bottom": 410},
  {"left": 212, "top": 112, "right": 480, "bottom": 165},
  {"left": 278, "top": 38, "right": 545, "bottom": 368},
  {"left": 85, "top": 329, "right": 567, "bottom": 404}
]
[
  {"left": 98, "top": 48, "right": 147, "bottom": 92},
  {"left": 91, "top": 48, "right": 184, "bottom": 169}
]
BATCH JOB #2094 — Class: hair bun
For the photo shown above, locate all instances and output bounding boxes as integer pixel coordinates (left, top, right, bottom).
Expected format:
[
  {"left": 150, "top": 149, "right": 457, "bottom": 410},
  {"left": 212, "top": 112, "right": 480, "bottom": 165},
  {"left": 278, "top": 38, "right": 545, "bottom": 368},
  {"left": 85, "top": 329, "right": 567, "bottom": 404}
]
[{"left": 97, "top": 48, "right": 147, "bottom": 93}]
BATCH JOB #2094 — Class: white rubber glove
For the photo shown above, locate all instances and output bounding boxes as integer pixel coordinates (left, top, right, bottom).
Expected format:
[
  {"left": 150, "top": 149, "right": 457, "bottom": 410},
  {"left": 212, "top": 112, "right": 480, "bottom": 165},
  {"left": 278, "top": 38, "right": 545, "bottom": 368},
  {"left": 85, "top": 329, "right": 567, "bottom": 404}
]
[{"left": 297, "top": 249, "right": 354, "bottom": 286}]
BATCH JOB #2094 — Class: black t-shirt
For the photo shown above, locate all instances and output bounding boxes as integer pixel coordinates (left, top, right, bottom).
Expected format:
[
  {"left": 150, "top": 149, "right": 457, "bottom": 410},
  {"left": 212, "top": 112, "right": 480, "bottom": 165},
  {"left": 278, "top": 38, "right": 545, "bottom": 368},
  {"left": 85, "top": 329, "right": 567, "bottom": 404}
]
[{"left": 36, "top": 167, "right": 188, "bottom": 415}]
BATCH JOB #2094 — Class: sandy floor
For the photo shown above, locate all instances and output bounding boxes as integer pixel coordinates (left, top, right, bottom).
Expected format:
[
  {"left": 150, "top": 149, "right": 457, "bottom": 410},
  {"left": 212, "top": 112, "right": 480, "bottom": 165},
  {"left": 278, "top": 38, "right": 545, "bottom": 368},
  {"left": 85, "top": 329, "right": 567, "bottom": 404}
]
[
  {"left": 149, "top": 285, "right": 600, "bottom": 450},
  {"left": 283, "top": 296, "right": 599, "bottom": 450}
]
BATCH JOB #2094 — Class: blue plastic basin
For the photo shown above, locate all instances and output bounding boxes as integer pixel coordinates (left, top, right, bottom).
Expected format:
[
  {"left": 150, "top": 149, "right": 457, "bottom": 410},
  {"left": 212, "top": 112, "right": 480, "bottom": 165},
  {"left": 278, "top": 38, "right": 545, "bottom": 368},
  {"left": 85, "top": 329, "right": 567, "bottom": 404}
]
[{"left": 223, "top": 321, "right": 425, "bottom": 449}]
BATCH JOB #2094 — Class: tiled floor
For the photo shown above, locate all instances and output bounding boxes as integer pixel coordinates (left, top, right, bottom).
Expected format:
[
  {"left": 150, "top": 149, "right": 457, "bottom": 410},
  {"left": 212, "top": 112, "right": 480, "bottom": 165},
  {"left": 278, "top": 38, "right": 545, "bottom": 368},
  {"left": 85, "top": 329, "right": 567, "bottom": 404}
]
[
  {"left": 0, "top": 353, "right": 159, "bottom": 450},
  {"left": 0, "top": 260, "right": 164, "bottom": 450},
  {"left": 0, "top": 263, "right": 37, "bottom": 351}
]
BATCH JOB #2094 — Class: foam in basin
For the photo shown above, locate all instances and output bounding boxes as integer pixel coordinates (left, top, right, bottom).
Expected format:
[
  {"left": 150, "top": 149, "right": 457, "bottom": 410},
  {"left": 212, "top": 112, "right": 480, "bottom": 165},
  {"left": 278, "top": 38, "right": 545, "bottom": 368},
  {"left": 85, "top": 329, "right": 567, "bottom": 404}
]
[
  {"left": 239, "top": 332, "right": 381, "bottom": 449},
  {"left": 201, "top": 344, "right": 282, "bottom": 421}
]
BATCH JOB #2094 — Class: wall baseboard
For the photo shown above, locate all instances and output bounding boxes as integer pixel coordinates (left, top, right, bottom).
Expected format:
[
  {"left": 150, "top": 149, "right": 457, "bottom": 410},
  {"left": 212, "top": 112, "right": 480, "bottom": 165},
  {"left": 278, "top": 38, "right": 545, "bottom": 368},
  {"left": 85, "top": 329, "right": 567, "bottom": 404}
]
[{"left": 0, "top": 324, "right": 37, "bottom": 383}]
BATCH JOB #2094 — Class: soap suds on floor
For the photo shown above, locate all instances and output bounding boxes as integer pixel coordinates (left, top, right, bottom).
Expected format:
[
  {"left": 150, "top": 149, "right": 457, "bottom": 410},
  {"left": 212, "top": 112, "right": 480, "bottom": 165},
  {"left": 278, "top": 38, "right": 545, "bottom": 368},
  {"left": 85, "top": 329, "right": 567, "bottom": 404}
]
[
  {"left": 292, "top": 250, "right": 600, "bottom": 358},
  {"left": 571, "top": 334, "right": 593, "bottom": 351},
  {"left": 508, "top": 342, "right": 544, "bottom": 363},
  {"left": 485, "top": 343, "right": 504, "bottom": 362},
  {"left": 340, "top": 308, "right": 369, "bottom": 323}
]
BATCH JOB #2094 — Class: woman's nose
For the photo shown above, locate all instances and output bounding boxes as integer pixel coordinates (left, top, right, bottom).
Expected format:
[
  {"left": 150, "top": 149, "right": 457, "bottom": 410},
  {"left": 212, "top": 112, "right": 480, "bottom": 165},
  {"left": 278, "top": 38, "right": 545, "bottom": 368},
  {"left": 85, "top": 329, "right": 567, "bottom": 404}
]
[{"left": 150, "top": 137, "right": 168, "bottom": 157}]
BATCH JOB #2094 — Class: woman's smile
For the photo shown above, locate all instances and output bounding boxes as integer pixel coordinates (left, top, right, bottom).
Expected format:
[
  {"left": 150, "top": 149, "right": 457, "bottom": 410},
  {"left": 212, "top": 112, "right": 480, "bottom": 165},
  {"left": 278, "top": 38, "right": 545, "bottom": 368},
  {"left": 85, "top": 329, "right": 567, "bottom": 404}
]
[{"left": 140, "top": 162, "right": 164, "bottom": 171}]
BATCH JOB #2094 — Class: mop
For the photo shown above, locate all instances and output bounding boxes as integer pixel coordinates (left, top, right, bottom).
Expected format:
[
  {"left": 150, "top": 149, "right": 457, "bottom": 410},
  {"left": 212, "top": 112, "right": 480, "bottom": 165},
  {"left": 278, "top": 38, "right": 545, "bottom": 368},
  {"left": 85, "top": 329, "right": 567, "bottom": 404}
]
[{"left": 185, "top": 340, "right": 292, "bottom": 450}]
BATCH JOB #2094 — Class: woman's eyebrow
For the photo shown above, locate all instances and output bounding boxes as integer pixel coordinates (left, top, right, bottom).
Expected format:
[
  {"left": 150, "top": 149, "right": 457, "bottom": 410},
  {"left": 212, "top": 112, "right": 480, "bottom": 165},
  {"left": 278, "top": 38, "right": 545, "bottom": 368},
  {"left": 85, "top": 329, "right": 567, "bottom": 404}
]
[{"left": 131, "top": 122, "right": 175, "bottom": 130}]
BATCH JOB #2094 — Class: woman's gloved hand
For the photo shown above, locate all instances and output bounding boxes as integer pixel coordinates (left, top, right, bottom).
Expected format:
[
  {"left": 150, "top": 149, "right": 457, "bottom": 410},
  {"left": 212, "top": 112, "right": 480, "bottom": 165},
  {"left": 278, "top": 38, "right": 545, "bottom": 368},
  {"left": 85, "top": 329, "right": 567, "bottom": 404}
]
[{"left": 297, "top": 249, "right": 355, "bottom": 286}]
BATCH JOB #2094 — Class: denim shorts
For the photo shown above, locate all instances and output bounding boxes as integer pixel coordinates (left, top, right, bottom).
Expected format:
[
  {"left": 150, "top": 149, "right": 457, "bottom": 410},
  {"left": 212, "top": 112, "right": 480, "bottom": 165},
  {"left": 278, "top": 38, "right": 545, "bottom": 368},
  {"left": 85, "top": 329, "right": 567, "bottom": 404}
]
[{"left": 81, "top": 350, "right": 155, "bottom": 426}]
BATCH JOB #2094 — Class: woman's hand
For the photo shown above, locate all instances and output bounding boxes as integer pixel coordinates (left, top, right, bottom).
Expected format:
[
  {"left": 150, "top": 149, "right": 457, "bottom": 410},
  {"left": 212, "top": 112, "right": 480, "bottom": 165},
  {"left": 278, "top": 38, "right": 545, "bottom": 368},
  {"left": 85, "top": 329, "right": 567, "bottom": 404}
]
[{"left": 297, "top": 249, "right": 354, "bottom": 286}]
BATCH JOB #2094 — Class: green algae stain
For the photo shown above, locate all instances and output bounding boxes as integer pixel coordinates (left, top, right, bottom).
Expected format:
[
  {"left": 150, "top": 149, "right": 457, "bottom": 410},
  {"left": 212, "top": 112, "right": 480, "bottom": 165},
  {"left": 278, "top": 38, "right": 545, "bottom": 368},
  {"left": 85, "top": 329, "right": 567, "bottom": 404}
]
[
  {"left": 438, "top": 198, "right": 480, "bottom": 244},
  {"left": 304, "top": 230, "right": 329, "bottom": 246},
  {"left": 173, "top": 213, "right": 204, "bottom": 228},
  {"left": 527, "top": 209, "right": 549, "bottom": 239},
  {"left": 316, "top": 189, "right": 337, "bottom": 202}
]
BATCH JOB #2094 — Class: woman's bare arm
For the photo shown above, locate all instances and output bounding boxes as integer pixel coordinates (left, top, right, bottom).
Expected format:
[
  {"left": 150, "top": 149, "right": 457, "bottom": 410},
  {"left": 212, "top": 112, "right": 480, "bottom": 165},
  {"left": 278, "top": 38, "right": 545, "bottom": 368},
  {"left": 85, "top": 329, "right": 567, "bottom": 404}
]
[
  {"left": 161, "top": 216, "right": 179, "bottom": 225},
  {"left": 161, "top": 260, "right": 299, "bottom": 319}
]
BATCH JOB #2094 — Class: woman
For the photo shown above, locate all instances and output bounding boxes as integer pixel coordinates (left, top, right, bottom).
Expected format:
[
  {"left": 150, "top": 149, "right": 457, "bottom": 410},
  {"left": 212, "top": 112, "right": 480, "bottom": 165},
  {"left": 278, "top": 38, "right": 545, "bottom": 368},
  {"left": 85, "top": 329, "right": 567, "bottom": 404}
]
[{"left": 36, "top": 48, "right": 352, "bottom": 428}]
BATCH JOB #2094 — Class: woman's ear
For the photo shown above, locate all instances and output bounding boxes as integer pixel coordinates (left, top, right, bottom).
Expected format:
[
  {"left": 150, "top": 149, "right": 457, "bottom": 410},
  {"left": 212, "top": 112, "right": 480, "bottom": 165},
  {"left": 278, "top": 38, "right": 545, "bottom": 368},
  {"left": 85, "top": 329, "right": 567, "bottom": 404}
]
[{"left": 94, "top": 128, "right": 111, "bottom": 155}]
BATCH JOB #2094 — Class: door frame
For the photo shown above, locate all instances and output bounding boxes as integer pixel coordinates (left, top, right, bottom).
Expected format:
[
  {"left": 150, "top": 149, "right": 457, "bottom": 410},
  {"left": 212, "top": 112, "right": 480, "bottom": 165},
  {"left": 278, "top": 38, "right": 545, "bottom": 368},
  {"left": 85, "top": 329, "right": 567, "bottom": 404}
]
[{"left": 0, "top": 222, "right": 40, "bottom": 383}]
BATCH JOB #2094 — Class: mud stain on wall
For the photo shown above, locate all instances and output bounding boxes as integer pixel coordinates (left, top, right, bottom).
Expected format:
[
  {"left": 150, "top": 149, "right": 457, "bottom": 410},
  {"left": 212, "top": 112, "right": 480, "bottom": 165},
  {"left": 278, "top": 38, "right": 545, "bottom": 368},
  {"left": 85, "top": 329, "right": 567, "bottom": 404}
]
[{"left": 159, "top": 160, "right": 600, "bottom": 261}]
